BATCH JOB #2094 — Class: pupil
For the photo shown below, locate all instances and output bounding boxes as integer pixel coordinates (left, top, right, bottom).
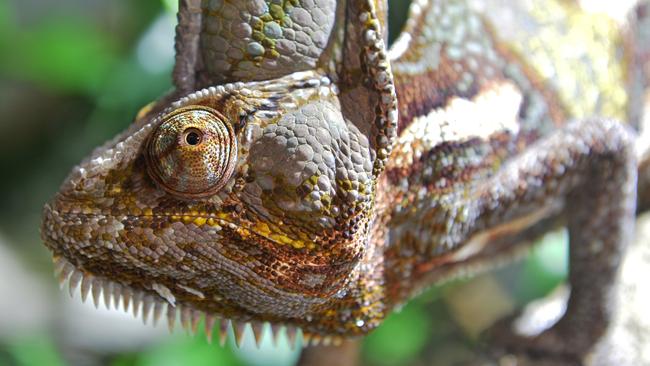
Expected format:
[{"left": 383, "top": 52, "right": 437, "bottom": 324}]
[{"left": 186, "top": 131, "right": 201, "bottom": 145}]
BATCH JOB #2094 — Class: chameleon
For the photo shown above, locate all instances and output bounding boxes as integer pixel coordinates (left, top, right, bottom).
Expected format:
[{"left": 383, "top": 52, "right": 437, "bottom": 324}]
[{"left": 40, "top": 0, "right": 650, "bottom": 364}]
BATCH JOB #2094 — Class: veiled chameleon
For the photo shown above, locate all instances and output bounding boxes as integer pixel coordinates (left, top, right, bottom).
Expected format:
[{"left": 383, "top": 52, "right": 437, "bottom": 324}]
[{"left": 42, "top": 0, "right": 650, "bottom": 364}]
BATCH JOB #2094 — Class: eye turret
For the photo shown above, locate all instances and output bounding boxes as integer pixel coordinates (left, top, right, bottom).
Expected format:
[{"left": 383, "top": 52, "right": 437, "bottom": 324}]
[{"left": 145, "top": 106, "right": 237, "bottom": 199}]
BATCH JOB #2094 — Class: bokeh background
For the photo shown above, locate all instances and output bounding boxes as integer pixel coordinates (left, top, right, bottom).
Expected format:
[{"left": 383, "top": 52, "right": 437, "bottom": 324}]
[{"left": 0, "top": 1, "right": 645, "bottom": 365}]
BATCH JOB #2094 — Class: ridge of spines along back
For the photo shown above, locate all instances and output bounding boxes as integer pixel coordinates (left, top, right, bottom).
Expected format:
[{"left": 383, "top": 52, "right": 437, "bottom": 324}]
[{"left": 52, "top": 255, "right": 344, "bottom": 348}]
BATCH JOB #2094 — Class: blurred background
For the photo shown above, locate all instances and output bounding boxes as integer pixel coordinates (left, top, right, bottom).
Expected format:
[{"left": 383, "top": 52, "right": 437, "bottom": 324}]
[{"left": 0, "top": 0, "right": 646, "bottom": 365}]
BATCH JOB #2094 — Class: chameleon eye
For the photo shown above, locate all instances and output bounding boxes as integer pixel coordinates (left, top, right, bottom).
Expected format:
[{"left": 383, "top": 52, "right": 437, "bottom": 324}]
[{"left": 145, "top": 106, "right": 237, "bottom": 199}]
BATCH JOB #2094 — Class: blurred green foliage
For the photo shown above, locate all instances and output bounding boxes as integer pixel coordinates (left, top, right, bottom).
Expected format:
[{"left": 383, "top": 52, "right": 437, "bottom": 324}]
[
  {"left": 3, "top": 18, "right": 118, "bottom": 93},
  {"left": 0, "top": 1, "right": 566, "bottom": 365},
  {"left": 112, "top": 336, "right": 245, "bottom": 366},
  {"left": 3, "top": 336, "right": 67, "bottom": 366},
  {"left": 363, "top": 300, "right": 434, "bottom": 365}
]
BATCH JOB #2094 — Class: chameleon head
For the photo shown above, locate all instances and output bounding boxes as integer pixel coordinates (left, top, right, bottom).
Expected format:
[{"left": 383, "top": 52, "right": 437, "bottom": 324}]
[
  {"left": 42, "top": 0, "right": 397, "bottom": 338},
  {"left": 41, "top": 75, "right": 383, "bottom": 337}
]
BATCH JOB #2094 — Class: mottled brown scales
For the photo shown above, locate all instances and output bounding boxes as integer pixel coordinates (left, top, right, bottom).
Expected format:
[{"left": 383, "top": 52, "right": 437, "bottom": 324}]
[{"left": 41, "top": 0, "right": 650, "bottom": 364}]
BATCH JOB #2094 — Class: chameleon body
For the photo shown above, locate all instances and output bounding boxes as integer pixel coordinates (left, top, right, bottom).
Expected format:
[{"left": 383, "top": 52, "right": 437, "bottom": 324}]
[{"left": 41, "top": 0, "right": 647, "bottom": 362}]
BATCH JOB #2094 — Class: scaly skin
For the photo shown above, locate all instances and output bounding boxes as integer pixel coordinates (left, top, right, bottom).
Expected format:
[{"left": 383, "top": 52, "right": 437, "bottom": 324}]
[{"left": 41, "top": 0, "right": 649, "bottom": 363}]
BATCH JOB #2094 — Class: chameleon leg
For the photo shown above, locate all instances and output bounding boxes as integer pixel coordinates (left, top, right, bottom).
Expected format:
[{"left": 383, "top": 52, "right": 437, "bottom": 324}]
[{"left": 476, "top": 118, "right": 637, "bottom": 362}]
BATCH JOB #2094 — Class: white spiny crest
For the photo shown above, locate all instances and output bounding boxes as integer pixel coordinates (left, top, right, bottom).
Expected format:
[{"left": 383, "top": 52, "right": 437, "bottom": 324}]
[
  {"left": 180, "top": 305, "right": 191, "bottom": 333},
  {"left": 251, "top": 321, "right": 265, "bottom": 347},
  {"left": 52, "top": 256, "right": 346, "bottom": 349},
  {"left": 190, "top": 308, "right": 202, "bottom": 335},
  {"left": 218, "top": 318, "right": 230, "bottom": 346},
  {"left": 285, "top": 325, "right": 298, "bottom": 349},
  {"left": 301, "top": 332, "right": 312, "bottom": 348},
  {"left": 68, "top": 269, "right": 83, "bottom": 297},
  {"left": 232, "top": 320, "right": 247, "bottom": 348},
  {"left": 80, "top": 273, "right": 92, "bottom": 303},
  {"left": 112, "top": 282, "right": 122, "bottom": 311},
  {"left": 271, "top": 323, "right": 282, "bottom": 346},
  {"left": 166, "top": 302, "right": 176, "bottom": 332},
  {"left": 141, "top": 295, "right": 154, "bottom": 324},
  {"left": 91, "top": 278, "right": 102, "bottom": 308},
  {"left": 131, "top": 290, "right": 143, "bottom": 318},
  {"left": 152, "top": 299, "right": 165, "bottom": 326},
  {"left": 121, "top": 286, "right": 132, "bottom": 313},
  {"left": 204, "top": 314, "right": 216, "bottom": 343},
  {"left": 102, "top": 281, "right": 112, "bottom": 309}
]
